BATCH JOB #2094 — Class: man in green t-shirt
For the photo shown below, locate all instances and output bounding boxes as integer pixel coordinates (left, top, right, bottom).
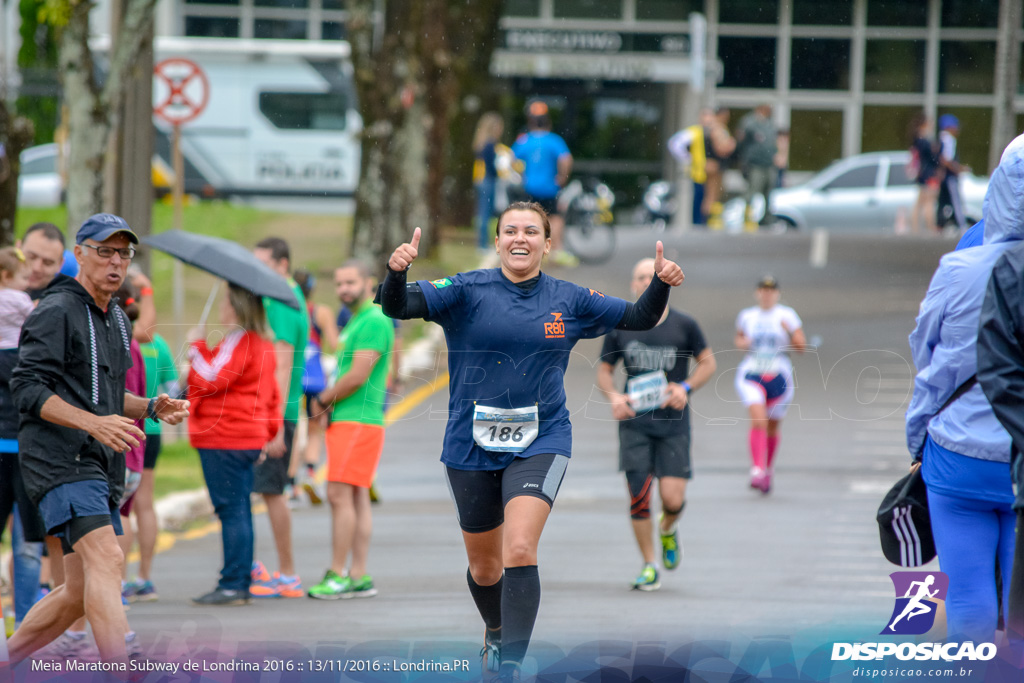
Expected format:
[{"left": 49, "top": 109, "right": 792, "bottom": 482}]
[
  {"left": 251, "top": 237, "right": 309, "bottom": 598},
  {"left": 307, "top": 260, "right": 394, "bottom": 600}
]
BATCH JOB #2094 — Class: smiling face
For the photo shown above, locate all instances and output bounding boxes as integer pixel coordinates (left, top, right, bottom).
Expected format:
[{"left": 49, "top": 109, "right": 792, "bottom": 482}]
[
  {"left": 75, "top": 233, "right": 133, "bottom": 303},
  {"left": 495, "top": 209, "right": 551, "bottom": 281}
]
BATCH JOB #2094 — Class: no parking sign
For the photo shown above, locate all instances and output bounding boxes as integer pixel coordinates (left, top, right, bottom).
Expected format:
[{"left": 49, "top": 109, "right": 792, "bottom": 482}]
[{"left": 153, "top": 58, "right": 210, "bottom": 125}]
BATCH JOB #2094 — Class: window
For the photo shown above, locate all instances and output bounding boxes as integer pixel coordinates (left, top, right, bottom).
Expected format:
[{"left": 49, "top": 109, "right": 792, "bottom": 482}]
[
  {"left": 790, "top": 39, "right": 850, "bottom": 90},
  {"left": 887, "top": 163, "right": 914, "bottom": 188},
  {"left": 636, "top": 0, "right": 700, "bottom": 21},
  {"left": 824, "top": 164, "right": 879, "bottom": 190},
  {"left": 718, "top": 37, "right": 776, "bottom": 88},
  {"left": 254, "top": 0, "right": 308, "bottom": 7},
  {"left": 867, "top": 0, "right": 927, "bottom": 26},
  {"left": 719, "top": 0, "right": 778, "bottom": 24},
  {"left": 553, "top": 0, "right": 621, "bottom": 19},
  {"left": 505, "top": 0, "right": 541, "bottom": 17},
  {"left": 259, "top": 92, "right": 349, "bottom": 130},
  {"left": 942, "top": 0, "right": 998, "bottom": 28},
  {"left": 793, "top": 0, "right": 851, "bottom": 25},
  {"left": 255, "top": 19, "right": 308, "bottom": 39},
  {"left": 322, "top": 0, "right": 342, "bottom": 8},
  {"left": 185, "top": 0, "right": 238, "bottom": 6},
  {"left": 862, "top": 106, "right": 921, "bottom": 153},
  {"left": 184, "top": 16, "right": 240, "bottom": 37},
  {"left": 321, "top": 21, "right": 345, "bottom": 40},
  {"left": 865, "top": 41, "right": 925, "bottom": 92},
  {"left": 939, "top": 42, "right": 996, "bottom": 94},
  {"left": 789, "top": 110, "right": 842, "bottom": 171}
]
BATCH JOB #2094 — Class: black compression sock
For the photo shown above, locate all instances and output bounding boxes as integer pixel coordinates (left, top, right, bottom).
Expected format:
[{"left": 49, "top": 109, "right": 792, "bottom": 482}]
[
  {"left": 467, "top": 567, "right": 503, "bottom": 631},
  {"left": 500, "top": 565, "right": 540, "bottom": 674}
]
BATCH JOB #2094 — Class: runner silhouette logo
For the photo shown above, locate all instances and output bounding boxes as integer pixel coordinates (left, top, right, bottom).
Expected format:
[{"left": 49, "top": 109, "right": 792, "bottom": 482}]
[{"left": 882, "top": 571, "right": 948, "bottom": 635}]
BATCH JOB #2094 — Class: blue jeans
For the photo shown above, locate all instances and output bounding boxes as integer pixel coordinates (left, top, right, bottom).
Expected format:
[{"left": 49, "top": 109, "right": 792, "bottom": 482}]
[
  {"left": 476, "top": 178, "right": 497, "bottom": 250},
  {"left": 198, "top": 449, "right": 260, "bottom": 592},
  {"left": 11, "top": 505, "right": 42, "bottom": 624}
]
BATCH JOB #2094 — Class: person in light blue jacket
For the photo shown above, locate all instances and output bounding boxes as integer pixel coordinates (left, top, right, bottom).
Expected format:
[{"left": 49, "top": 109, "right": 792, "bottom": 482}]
[{"left": 905, "top": 134, "right": 1024, "bottom": 641}]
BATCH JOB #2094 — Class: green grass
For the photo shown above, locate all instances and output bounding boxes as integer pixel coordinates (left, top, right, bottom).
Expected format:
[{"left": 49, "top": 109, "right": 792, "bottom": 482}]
[{"left": 152, "top": 436, "right": 205, "bottom": 500}]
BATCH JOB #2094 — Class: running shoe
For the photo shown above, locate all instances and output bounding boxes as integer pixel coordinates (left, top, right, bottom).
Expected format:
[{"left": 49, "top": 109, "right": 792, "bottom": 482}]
[
  {"left": 302, "top": 482, "right": 324, "bottom": 506},
  {"left": 125, "top": 632, "right": 144, "bottom": 659},
  {"left": 342, "top": 574, "right": 378, "bottom": 599},
  {"left": 491, "top": 664, "right": 521, "bottom": 683},
  {"left": 480, "top": 628, "right": 501, "bottom": 673},
  {"left": 251, "top": 560, "right": 271, "bottom": 584},
  {"left": 749, "top": 467, "right": 769, "bottom": 493},
  {"left": 125, "top": 579, "right": 159, "bottom": 603},
  {"left": 34, "top": 631, "right": 97, "bottom": 660},
  {"left": 191, "top": 588, "right": 251, "bottom": 606},
  {"left": 658, "top": 515, "right": 681, "bottom": 570},
  {"left": 307, "top": 570, "right": 347, "bottom": 600},
  {"left": 250, "top": 572, "right": 304, "bottom": 598},
  {"left": 631, "top": 564, "right": 661, "bottom": 592}
]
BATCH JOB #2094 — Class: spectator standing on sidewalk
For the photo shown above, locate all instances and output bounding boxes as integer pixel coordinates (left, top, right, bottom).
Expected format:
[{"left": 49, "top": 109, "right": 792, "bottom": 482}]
[
  {"left": 307, "top": 260, "right": 394, "bottom": 599},
  {"left": 735, "top": 104, "right": 779, "bottom": 231},
  {"left": 512, "top": 101, "right": 576, "bottom": 266},
  {"left": 936, "top": 114, "right": 968, "bottom": 232},
  {"left": 250, "top": 237, "right": 309, "bottom": 598},
  {"left": 188, "top": 284, "right": 282, "bottom": 605}
]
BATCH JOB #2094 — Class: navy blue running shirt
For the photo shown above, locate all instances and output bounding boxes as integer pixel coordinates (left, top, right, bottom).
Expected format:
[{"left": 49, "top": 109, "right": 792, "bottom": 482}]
[{"left": 419, "top": 269, "right": 627, "bottom": 470}]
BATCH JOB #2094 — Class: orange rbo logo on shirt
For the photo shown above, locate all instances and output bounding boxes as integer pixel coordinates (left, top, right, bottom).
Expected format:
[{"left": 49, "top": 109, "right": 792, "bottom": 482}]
[{"left": 545, "top": 312, "right": 565, "bottom": 338}]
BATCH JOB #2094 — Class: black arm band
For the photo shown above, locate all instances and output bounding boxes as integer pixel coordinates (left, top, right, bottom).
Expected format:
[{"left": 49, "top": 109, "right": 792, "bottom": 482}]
[
  {"left": 616, "top": 273, "right": 670, "bottom": 331},
  {"left": 377, "top": 267, "right": 429, "bottom": 320}
]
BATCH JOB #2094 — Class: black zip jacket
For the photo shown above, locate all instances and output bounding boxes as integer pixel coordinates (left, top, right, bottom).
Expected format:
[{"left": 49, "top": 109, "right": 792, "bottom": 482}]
[
  {"left": 10, "top": 275, "right": 134, "bottom": 507},
  {"left": 977, "top": 242, "right": 1024, "bottom": 510},
  {"left": 0, "top": 349, "right": 18, "bottom": 443}
]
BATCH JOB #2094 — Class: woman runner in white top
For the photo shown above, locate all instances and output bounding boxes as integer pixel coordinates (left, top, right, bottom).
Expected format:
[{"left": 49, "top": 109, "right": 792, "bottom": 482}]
[{"left": 734, "top": 275, "right": 806, "bottom": 493}]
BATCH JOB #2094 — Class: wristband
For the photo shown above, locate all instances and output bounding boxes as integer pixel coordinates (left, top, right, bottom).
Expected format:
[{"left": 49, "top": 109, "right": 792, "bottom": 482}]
[
  {"left": 139, "top": 286, "right": 154, "bottom": 297},
  {"left": 681, "top": 382, "right": 691, "bottom": 394},
  {"left": 146, "top": 396, "right": 159, "bottom": 421}
]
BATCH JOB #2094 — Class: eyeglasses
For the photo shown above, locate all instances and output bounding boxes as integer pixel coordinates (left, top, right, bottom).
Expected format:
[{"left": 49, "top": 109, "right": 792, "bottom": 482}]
[{"left": 81, "top": 244, "right": 136, "bottom": 260}]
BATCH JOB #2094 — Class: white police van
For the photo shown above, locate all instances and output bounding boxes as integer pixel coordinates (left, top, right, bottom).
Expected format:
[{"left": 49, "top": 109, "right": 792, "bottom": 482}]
[
  {"left": 154, "top": 37, "right": 362, "bottom": 205},
  {"left": 94, "top": 36, "right": 362, "bottom": 207}
]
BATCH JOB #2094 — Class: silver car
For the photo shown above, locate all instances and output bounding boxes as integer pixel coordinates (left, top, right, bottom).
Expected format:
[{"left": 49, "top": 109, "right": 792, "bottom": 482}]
[
  {"left": 766, "top": 151, "right": 986, "bottom": 231},
  {"left": 18, "top": 144, "right": 63, "bottom": 208}
]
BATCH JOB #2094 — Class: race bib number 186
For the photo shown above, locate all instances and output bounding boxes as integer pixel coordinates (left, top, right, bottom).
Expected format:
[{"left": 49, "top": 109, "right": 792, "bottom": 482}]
[{"left": 472, "top": 405, "right": 539, "bottom": 453}]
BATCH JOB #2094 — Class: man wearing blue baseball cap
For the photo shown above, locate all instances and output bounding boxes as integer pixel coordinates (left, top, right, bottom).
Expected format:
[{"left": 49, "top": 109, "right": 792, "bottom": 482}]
[
  {"left": 937, "top": 114, "right": 967, "bottom": 232},
  {"left": 7, "top": 213, "right": 190, "bottom": 664}
]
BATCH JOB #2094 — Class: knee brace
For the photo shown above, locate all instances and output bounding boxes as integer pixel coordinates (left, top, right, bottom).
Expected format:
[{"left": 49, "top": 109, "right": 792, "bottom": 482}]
[{"left": 626, "top": 472, "right": 654, "bottom": 520}]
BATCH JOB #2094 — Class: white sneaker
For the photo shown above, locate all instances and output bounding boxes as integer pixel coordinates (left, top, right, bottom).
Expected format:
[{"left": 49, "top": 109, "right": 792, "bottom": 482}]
[{"left": 34, "top": 631, "right": 97, "bottom": 661}]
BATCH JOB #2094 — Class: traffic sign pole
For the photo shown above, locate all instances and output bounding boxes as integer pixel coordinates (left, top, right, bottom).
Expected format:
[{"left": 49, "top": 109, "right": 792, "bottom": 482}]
[{"left": 153, "top": 57, "right": 209, "bottom": 365}]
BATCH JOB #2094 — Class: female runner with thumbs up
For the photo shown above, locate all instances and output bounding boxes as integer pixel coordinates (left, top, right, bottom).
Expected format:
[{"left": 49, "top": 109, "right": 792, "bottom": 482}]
[{"left": 379, "top": 201, "right": 684, "bottom": 682}]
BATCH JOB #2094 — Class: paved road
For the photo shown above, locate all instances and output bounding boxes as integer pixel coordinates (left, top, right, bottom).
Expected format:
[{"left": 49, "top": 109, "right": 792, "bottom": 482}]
[{"left": 48, "top": 228, "right": 968, "bottom": 679}]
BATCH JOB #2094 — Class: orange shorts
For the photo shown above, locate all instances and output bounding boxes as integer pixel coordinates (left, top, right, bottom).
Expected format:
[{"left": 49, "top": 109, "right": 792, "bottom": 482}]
[{"left": 325, "top": 421, "right": 385, "bottom": 487}]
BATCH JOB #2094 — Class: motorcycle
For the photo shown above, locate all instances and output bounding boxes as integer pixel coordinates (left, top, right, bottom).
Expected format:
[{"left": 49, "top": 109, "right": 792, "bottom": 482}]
[
  {"left": 559, "top": 178, "right": 616, "bottom": 264},
  {"left": 636, "top": 179, "right": 677, "bottom": 232}
]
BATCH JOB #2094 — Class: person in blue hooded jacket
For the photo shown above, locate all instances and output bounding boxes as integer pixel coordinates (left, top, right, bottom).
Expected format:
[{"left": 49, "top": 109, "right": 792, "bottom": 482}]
[{"left": 905, "top": 133, "right": 1024, "bottom": 641}]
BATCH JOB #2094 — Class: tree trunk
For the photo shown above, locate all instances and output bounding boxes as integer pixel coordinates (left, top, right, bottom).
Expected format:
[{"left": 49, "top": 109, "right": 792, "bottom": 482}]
[
  {"left": 345, "top": 0, "right": 504, "bottom": 272},
  {"left": 60, "top": 0, "right": 158, "bottom": 231},
  {"left": 0, "top": 103, "right": 36, "bottom": 246}
]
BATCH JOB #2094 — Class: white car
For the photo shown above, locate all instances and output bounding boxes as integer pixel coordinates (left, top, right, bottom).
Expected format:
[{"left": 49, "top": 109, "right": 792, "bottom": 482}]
[
  {"left": 726, "top": 151, "right": 987, "bottom": 232},
  {"left": 18, "top": 144, "right": 63, "bottom": 208}
]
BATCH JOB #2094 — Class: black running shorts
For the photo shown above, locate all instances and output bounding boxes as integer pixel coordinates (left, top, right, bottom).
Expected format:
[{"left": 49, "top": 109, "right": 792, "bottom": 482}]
[
  {"left": 618, "top": 424, "right": 692, "bottom": 480},
  {"left": 444, "top": 453, "right": 569, "bottom": 533}
]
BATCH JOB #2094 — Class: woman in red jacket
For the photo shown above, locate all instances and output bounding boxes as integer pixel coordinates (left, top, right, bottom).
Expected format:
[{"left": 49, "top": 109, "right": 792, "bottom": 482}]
[{"left": 188, "top": 284, "right": 281, "bottom": 606}]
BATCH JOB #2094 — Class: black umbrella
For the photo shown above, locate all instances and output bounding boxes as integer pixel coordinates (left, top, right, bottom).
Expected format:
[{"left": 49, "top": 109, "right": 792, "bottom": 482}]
[{"left": 143, "top": 230, "right": 300, "bottom": 309}]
